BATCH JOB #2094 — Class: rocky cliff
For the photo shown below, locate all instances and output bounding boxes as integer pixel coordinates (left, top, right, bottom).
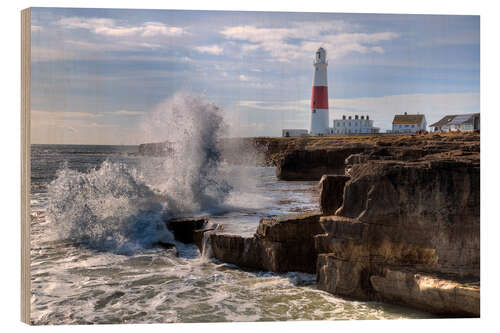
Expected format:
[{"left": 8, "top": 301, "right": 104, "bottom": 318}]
[
  {"left": 162, "top": 132, "right": 480, "bottom": 317},
  {"left": 315, "top": 133, "right": 480, "bottom": 316}
]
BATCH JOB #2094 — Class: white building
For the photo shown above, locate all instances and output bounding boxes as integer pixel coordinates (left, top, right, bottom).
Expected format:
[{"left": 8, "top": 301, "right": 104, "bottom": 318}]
[
  {"left": 392, "top": 113, "right": 427, "bottom": 133},
  {"left": 331, "top": 115, "right": 379, "bottom": 134},
  {"left": 282, "top": 129, "right": 309, "bottom": 137},
  {"left": 429, "top": 113, "right": 480, "bottom": 132}
]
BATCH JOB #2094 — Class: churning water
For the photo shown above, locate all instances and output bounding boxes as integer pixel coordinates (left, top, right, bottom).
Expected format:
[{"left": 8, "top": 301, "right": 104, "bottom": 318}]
[{"left": 30, "top": 94, "right": 433, "bottom": 324}]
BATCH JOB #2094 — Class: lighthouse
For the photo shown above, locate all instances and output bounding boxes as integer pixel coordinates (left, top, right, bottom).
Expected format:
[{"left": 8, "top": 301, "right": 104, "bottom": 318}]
[{"left": 309, "top": 47, "right": 330, "bottom": 135}]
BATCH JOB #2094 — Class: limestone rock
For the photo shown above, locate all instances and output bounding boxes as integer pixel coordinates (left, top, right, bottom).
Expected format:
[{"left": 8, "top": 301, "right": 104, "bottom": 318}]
[
  {"left": 318, "top": 175, "right": 350, "bottom": 215},
  {"left": 370, "top": 268, "right": 480, "bottom": 317},
  {"left": 208, "top": 213, "right": 323, "bottom": 273},
  {"left": 276, "top": 148, "right": 366, "bottom": 180}
]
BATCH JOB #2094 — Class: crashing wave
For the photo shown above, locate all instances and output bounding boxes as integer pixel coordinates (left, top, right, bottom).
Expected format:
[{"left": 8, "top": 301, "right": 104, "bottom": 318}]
[{"left": 46, "top": 93, "right": 233, "bottom": 254}]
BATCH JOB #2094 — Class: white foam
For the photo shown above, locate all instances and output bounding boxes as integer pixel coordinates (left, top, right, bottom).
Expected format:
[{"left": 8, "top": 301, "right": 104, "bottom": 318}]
[{"left": 45, "top": 93, "right": 248, "bottom": 254}]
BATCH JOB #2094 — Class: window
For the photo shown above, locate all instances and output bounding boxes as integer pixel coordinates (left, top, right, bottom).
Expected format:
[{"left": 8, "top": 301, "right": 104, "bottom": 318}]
[{"left": 349, "top": 122, "right": 351, "bottom": 127}]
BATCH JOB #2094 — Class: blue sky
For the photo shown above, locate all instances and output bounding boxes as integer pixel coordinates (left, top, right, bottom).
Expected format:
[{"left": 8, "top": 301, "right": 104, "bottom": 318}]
[{"left": 30, "top": 8, "right": 479, "bottom": 144}]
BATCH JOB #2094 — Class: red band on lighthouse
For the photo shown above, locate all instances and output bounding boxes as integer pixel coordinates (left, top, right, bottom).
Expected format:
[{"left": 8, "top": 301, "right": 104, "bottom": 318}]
[{"left": 311, "top": 86, "right": 329, "bottom": 110}]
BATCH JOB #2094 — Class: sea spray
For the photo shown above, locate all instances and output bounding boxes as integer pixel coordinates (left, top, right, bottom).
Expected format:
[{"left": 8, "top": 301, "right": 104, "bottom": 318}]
[
  {"left": 200, "top": 230, "right": 215, "bottom": 260},
  {"left": 139, "top": 92, "right": 233, "bottom": 215},
  {"left": 46, "top": 161, "right": 172, "bottom": 254},
  {"left": 46, "top": 93, "right": 236, "bottom": 254}
]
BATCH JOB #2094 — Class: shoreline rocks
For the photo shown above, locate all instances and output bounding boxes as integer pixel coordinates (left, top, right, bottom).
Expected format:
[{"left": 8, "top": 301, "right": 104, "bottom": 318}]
[
  {"left": 159, "top": 133, "right": 480, "bottom": 318},
  {"left": 165, "top": 217, "right": 208, "bottom": 244},
  {"left": 209, "top": 213, "right": 323, "bottom": 273},
  {"left": 276, "top": 148, "right": 367, "bottom": 180},
  {"left": 314, "top": 133, "right": 479, "bottom": 316},
  {"left": 370, "top": 268, "right": 480, "bottom": 317},
  {"left": 318, "top": 175, "right": 350, "bottom": 215}
]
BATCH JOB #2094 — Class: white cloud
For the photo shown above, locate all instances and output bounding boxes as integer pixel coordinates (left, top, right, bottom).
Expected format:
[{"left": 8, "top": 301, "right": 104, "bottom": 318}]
[
  {"left": 110, "top": 110, "right": 143, "bottom": 116},
  {"left": 238, "top": 100, "right": 304, "bottom": 111},
  {"left": 57, "top": 17, "right": 185, "bottom": 37},
  {"left": 239, "top": 74, "right": 251, "bottom": 81},
  {"left": 33, "top": 17, "right": 188, "bottom": 61},
  {"left": 31, "top": 110, "right": 103, "bottom": 119},
  {"left": 221, "top": 21, "right": 399, "bottom": 62},
  {"left": 241, "top": 44, "right": 261, "bottom": 52},
  {"left": 194, "top": 45, "right": 224, "bottom": 55}
]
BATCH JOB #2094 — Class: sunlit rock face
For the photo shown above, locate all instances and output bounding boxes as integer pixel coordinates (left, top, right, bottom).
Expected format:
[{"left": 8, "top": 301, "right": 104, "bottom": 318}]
[{"left": 316, "top": 133, "right": 480, "bottom": 316}]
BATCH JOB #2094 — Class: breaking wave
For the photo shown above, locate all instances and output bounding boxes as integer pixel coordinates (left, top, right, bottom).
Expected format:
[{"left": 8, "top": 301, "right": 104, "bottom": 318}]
[{"left": 46, "top": 93, "right": 237, "bottom": 254}]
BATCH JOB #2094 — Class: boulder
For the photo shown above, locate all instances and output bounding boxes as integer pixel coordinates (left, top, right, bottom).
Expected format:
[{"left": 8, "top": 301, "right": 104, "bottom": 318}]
[
  {"left": 165, "top": 217, "right": 208, "bottom": 243},
  {"left": 208, "top": 213, "right": 323, "bottom": 273}
]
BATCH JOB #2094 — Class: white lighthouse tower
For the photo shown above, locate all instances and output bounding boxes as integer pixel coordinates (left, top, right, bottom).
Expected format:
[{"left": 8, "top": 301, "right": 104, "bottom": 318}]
[{"left": 309, "top": 47, "right": 330, "bottom": 135}]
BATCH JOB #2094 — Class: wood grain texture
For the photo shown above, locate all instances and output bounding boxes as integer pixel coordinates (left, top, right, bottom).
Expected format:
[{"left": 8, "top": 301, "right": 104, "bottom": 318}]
[{"left": 21, "top": 7, "right": 31, "bottom": 325}]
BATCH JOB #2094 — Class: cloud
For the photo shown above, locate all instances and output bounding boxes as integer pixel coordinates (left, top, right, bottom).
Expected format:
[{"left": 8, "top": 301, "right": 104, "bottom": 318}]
[
  {"left": 31, "top": 47, "right": 79, "bottom": 62},
  {"left": 194, "top": 45, "right": 224, "bottom": 55},
  {"left": 110, "top": 110, "right": 143, "bottom": 116},
  {"left": 221, "top": 21, "right": 399, "bottom": 62},
  {"left": 238, "top": 100, "right": 304, "bottom": 111},
  {"left": 31, "top": 110, "right": 103, "bottom": 119},
  {"left": 31, "top": 25, "right": 42, "bottom": 32},
  {"left": 239, "top": 74, "right": 251, "bottom": 81},
  {"left": 57, "top": 17, "right": 185, "bottom": 37},
  {"left": 236, "top": 75, "right": 272, "bottom": 88}
]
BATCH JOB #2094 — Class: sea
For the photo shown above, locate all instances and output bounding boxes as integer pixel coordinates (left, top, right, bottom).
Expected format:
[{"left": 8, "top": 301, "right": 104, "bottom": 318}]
[{"left": 29, "top": 144, "right": 434, "bottom": 325}]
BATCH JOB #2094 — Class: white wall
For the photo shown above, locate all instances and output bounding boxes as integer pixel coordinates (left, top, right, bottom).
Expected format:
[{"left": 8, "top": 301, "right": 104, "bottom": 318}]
[{"left": 332, "top": 118, "right": 375, "bottom": 134}]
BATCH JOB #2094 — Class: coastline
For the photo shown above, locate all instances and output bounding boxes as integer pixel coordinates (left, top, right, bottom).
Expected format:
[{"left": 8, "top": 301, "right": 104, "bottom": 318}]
[{"left": 156, "top": 132, "right": 480, "bottom": 317}]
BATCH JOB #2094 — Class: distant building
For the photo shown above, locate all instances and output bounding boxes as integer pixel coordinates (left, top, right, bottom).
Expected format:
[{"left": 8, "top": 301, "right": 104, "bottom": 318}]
[
  {"left": 430, "top": 113, "right": 480, "bottom": 132},
  {"left": 282, "top": 129, "right": 309, "bottom": 137},
  {"left": 392, "top": 113, "right": 427, "bottom": 133},
  {"left": 331, "top": 115, "right": 379, "bottom": 134}
]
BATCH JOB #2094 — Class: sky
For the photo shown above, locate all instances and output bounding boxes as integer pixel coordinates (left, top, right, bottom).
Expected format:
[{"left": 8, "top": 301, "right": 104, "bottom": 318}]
[{"left": 30, "top": 8, "right": 480, "bottom": 144}]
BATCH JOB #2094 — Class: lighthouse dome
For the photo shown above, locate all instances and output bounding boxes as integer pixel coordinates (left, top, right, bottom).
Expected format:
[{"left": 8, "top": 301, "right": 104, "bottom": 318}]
[{"left": 315, "top": 47, "right": 327, "bottom": 64}]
